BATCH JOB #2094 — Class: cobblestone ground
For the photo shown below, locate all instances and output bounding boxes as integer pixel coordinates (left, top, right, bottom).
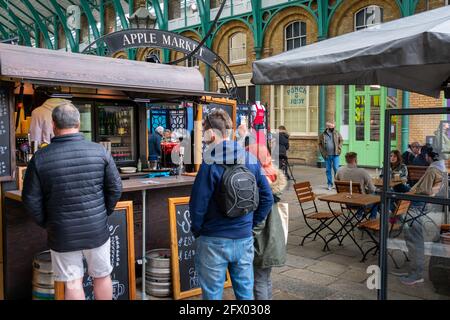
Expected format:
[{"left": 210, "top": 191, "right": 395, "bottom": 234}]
[{"left": 143, "top": 165, "right": 450, "bottom": 301}]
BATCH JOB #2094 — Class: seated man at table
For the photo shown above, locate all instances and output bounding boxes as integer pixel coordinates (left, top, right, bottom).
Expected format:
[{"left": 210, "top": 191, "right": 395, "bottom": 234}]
[
  {"left": 336, "top": 152, "right": 378, "bottom": 218},
  {"left": 335, "top": 152, "right": 376, "bottom": 194},
  {"left": 397, "top": 148, "right": 445, "bottom": 286}
]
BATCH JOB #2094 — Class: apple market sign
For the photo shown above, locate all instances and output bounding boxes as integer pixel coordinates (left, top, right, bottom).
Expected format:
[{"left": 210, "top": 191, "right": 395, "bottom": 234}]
[{"left": 82, "top": 29, "right": 237, "bottom": 97}]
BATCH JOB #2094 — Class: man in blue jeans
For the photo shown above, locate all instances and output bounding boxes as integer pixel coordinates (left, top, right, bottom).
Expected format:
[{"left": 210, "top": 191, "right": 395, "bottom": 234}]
[
  {"left": 189, "top": 109, "right": 273, "bottom": 300},
  {"left": 319, "top": 121, "right": 343, "bottom": 190}
]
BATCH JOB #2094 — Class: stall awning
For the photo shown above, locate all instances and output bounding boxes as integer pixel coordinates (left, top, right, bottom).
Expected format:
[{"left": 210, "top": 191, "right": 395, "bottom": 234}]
[
  {"left": 0, "top": 43, "right": 212, "bottom": 97},
  {"left": 252, "top": 6, "right": 450, "bottom": 98}
]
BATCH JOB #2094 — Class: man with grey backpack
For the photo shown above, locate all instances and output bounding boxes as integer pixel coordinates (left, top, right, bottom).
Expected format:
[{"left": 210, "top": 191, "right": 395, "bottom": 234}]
[{"left": 190, "top": 108, "right": 273, "bottom": 300}]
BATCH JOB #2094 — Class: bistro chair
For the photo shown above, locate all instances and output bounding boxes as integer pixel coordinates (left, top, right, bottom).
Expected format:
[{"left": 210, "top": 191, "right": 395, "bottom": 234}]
[
  {"left": 334, "top": 180, "right": 363, "bottom": 213},
  {"left": 406, "top": 165, "right": 428, "bottom": 186},
  {"left": 357, "top": 199, "right": 411, "bottom": 266},
  {"left": 294, "top": 181, "right": 342, "bottom": 251},
  {"left": 334, "top": 180, "right": 363, "bottom": 194}
]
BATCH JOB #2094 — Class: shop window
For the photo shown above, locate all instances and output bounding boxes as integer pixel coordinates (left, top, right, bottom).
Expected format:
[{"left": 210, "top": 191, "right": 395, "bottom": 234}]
[
  {"left": 272, "top": 85, "right": 319, "bottom": 135},
  {"left": 285, "top": 21, "right": 306, "bottom": 51},
  {"left": 229, "top": 32, "right": 246, "bottom": 64},
  {"left": 185, "top": 55, "right": 199, "bottom": 67},
  {"left": 234, "top": 85, "right": 255, "bottom": 104},
  {"left": 169, "top": 0, "right": 182, "bottom": 19},
  {"left": 355, "top": 5, "right": 383, "bottom": 31}
]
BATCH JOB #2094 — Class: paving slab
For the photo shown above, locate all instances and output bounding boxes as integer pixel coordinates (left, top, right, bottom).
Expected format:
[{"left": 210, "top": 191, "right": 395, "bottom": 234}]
[
  {"left": 280, "top": 268, "right": 339, "bottom": 287},
  {"left": 306, "top": 260, "right": 348, "bottom": 277}
]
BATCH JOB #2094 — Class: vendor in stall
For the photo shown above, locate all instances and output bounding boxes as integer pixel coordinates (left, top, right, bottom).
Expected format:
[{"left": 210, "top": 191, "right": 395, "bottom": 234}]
[
  {"left": 29, "top": 91, "right": 72, "bottom": 146},
  {"left": 148, "top": 126, "right": 164, "bottom": 161},
  {"left": 163, "top": 129, "right": 173, "bottom": 142}
]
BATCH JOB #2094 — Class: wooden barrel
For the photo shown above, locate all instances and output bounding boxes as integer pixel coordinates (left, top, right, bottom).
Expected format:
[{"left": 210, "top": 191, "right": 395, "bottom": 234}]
[
  {"left": 145, "top": 249, "right": 171, "bottom": 298},
  {"left": 32, "top": 251, "right": 55, "bottom": 300}
]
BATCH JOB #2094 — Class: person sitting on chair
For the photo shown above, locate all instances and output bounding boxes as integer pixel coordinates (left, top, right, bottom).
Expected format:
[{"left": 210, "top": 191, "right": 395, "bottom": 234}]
[
  {"left": 336, "top": 152, "right": 378, "bottom": 219},
  {"left": 398, "top": 148, "right": 446, "bottom": 286}
]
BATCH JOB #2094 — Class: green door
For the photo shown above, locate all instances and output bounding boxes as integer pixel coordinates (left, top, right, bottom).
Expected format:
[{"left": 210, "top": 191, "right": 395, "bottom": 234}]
[
  {"left": 351, "top": 86, "right": 385, "bottom": 166},
  {"left": 336, "top": 85, "right": 397, "bottom": 167}
]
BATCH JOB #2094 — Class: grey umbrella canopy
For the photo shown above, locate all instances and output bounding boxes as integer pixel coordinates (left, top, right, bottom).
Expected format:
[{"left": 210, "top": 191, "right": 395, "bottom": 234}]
[{"left": 252, "top": 6, "right": 450, "bottom": 98}]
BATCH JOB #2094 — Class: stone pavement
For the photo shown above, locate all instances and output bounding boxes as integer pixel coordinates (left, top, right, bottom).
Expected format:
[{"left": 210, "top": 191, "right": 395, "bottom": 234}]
[
  {"left": 269, "top": 165, "right": 449, "bottom": 300},
  {"left": 143, "top": 165, "right": 450, "bottom": 301}
]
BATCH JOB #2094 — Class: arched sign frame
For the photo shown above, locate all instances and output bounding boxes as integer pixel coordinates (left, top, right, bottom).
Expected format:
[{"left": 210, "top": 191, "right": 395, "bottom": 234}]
[{"left": 82, "top": 29, "right": 238, "bottom": 99}]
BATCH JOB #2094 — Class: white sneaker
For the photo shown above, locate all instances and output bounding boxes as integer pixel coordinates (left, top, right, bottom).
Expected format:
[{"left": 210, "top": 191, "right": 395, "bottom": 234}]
[{"left": 327, "top": 185, "right": 332, "bottom": 191}]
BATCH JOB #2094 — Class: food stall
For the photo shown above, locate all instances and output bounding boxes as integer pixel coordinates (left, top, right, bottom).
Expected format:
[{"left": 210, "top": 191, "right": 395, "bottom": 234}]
[{"left": 0, "top": 43, "right": 235, "bottom": 299}]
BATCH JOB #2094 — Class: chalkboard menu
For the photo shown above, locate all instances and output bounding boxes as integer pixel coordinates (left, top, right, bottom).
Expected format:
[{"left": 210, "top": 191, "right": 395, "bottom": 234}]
[
  {"left": 0, "top": 84, "right": 14, "bottom": 182},
  {"left": 55, "top": 201, "right": 136, "bottom": 300},
  {"left": 203, "top": 103, "right": 233, "bottom": 124},
  {"left": 168, "top": 197, "right": 231, "bottom": 300}
]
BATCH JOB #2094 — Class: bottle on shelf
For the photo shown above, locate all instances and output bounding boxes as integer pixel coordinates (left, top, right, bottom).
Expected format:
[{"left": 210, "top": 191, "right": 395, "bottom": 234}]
[
  {"left": 137, "top": 158, "right": 142, "bottom": 172},
  {"left": 99, "top": 110, "right": 106, "bottom": 135}
]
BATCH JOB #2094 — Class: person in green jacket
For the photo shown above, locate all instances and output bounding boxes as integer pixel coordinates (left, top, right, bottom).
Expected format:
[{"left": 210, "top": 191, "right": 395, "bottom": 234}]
[{"left": 247, "top": 143, "right": 288, "bottom": 300}]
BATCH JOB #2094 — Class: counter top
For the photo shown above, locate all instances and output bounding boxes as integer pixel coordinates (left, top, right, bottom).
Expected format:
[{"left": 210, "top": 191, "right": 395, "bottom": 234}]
[
  {"left": 4, "top": 175, "right": 196, "bottom": 201},
  {"left": 122, "top": 175, "right": 195, "bottom": 192}
]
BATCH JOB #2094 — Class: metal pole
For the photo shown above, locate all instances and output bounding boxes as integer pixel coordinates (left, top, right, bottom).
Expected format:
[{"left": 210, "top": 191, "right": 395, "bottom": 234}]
[
  {"left": 401, "top": 91, "right": 410, "bottom": 153},
  {"left": 317, "top": 85, "right": 327, "bottom": 167},
  {"left": 445, "top": 172, "right": 448, "bottom": 225},
  {"left": 142, "top": 189, "right": 147, "bottom": 300},
  {"left": 378, "top": 109, "right": 392, "bottom": 300}
]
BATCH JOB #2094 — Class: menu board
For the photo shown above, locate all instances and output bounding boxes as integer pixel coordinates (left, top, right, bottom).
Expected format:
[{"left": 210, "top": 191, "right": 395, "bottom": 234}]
[
  {"left": 0, "top": 84, "right": 14, "bottom": 181},
  {"left": 55, "top": 201, "right": 136, "bottom": 300},
  {"left": 168, "top": 197, "right": 231, "bottom": 299}
]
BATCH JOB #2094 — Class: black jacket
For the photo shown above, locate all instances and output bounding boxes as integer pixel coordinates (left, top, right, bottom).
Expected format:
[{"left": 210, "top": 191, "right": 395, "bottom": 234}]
[
  {"left": 22, "top": 133, "right": 122, "bottom": 252},
  {"left": 148, "top": 132, "right": 162, "bottom": 160},
  {"left": 278, "top": 132, "right": 290, "bottom": 157}
]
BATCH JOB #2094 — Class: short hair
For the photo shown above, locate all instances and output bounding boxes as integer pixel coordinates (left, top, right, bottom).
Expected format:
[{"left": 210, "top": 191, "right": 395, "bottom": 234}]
[
  {"left": 411, "top": 142, "right": 421, "bottom": 148},
  {"left": 203, "top": 108, "right": 233, "bottom": 137},
  {"left": 278, "top": 125, "right": 287, "bottom": 131},
  {"left": 345, "top": 152, "right": 357, "bottom": 163},
  {"left": 52, "top": 101, "right": 80, "bottom": 129}
]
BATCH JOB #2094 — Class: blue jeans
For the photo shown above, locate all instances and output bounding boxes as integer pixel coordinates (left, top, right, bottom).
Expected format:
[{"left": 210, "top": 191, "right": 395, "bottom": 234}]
[
  {"left": 253, "top": 266, "right": 272, "bottom": 300},
  {"left": 325, "top": 155, "right": 340, "bottom": 187},
  {"left": 195, "top": 236, "right": 254, "bottom": 300}
]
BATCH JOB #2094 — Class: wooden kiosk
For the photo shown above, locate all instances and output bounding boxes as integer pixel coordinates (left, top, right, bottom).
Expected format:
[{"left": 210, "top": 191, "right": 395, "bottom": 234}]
[{"left": 0, "top": 43, "right": 236, "bottom": 300}]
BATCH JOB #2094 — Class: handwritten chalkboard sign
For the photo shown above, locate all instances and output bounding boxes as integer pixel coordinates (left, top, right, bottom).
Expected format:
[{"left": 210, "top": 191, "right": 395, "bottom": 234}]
[
  {"left": 55, "top": 201, "right": 136, "bottom": 300},
  {"left": 0, "top": 84, "right": 14, "bottom": 182},
  {"left": 168, "top": 197, "right": 231, "bottom": 299}
]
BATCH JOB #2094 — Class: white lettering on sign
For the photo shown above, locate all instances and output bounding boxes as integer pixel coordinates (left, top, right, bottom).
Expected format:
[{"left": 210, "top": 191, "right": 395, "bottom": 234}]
[
  {"left": 286, "top": 86, "right": 307, "bottom": 107},
  {"left": 177, "top": 209, "right": 191, "bottom": 234},
  {"left": 123, "top": 34, "right": 131, "bottom": 46}
]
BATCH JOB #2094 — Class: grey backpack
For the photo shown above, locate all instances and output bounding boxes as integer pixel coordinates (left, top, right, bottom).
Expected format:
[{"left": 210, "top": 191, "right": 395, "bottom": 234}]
[{"left": 216, "top": 164, "right": 259, "bottom": 218}]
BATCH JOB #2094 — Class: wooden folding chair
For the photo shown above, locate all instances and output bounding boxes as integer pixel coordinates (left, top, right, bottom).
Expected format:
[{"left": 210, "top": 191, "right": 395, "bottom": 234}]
[
  {"left": 358, "top": 200, "right": 411, "bottom": 265},
  {"left": 407, "top": 165, "right": 428, "bottom": 186},
  {"left": 294, "top": 181, "right": 343, "bottom": 251},
  {"left": 334, "top": 180, "right": 363, "bottom": 194}
]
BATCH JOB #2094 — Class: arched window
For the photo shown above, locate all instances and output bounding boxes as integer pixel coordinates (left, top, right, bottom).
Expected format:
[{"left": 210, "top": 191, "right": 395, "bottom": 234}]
[
  {"left": 229, "top": 32, "right": 246, "bottom": 64},
  {"left": 284, "top": 21, "right": 306, "bottom": 51},
  {"left": 355, "top": 5, "right": 384, "bottom": 31},
  {"left": 185, "top": 54, "right": 199, "bottom": 68}
]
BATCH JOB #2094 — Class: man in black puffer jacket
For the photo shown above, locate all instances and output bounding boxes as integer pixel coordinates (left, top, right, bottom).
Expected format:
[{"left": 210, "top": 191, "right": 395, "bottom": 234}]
[{"left": 22, "top": 101, "right": 122, "bottom": 300}]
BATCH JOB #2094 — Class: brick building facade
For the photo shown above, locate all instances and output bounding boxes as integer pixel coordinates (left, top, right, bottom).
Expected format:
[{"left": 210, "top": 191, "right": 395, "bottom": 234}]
[{"left": 40, "top": 0, "right": 450, "bottom": 166}]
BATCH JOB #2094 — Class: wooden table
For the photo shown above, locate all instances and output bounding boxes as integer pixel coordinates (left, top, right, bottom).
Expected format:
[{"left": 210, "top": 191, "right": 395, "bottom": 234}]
[
  {"left": 318, "top": 193, "right": 381, "bottom": 207},
  {"left": 318, "top": 193, "right": 381, "bottom": 260},
  {"left": 372, "top": 178, "right": 404, "bottom": 188}
]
